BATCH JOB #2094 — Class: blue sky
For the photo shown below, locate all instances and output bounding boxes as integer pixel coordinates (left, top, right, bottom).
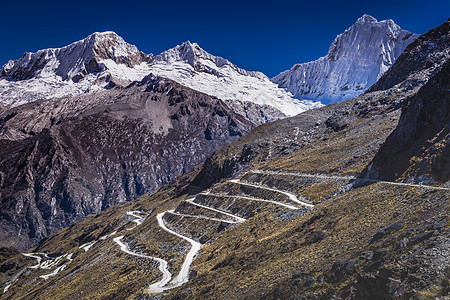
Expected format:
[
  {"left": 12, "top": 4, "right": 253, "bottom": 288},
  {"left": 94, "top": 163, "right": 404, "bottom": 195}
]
[{"left": 1, "top": 0, "right": 448, "bottom": 77}]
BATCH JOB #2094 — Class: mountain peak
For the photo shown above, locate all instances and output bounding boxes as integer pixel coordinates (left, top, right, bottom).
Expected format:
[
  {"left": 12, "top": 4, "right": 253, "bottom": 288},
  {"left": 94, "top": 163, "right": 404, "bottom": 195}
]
[
  {"left": 89, "top": 30, "right": 120, "bottom": 38},
  {"left": 180, "top": 40, "right": 196, "bottom": 47},
  {"left": 326, "top": 15, "right": 408, "bottom": 62},
  {"left": 353, "top": 14, "right": 399, "bottom": 30},
  {"left": 155, "top": 40, "right": 252, "bottom": 76},
  {"left": 86, "top": 31, "right": 148, "bottom": 67},
  {"left": 273, "top": 15, "right": 418, "bottom": 104},
  {"left": 356, "top": 14, "right": 378, "bottom": 24},
  {"left": 155, "top": 40, "right": 207, "bottom": 66},
  {"left": 85, "top": 31, "right": 130, "bottom": 48},
  {"left": 82, "top": 31, "right": 121, "bottom": 43},
  {"left": 0, "top": 31, "right": 149, "bottom": 82}
]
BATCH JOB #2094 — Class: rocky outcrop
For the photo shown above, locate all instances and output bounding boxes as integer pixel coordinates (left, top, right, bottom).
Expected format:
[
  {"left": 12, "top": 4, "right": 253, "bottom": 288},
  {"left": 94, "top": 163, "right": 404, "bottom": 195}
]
[
  {"left": 361, "top": 20, "right": 450, "bottom": 185},
  {"left": 0, "top": 75, "right": 254, "bottom": 250},
  {"left": 363, "top": 58, "right": 450, "bottom": 184},
  {"left": 223, "top": 100, "right": 287, "bottom": 125}
]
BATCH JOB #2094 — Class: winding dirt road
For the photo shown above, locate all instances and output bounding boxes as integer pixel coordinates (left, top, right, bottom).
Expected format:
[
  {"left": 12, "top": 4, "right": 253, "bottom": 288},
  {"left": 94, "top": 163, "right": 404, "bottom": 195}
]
[
  {"left": 113, "top": 236, "right": 172, "bottom": 293},
  {"left": 201, "top": 192, "right": 301, "bottom": 210},
  {"left": 229, "top": 179, "right": 314, "bottom": 208},
  {"left": 252, "top": 170, "right": 450, "bottom": 191}
]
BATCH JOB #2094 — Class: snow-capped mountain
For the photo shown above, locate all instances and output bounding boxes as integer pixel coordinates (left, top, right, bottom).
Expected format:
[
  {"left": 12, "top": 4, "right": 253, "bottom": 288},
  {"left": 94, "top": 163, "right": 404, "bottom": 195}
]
[
  {"left": 1, "top": 31, "right": 150, "bottom": 82},
  {"left": 0, "top": 33, "right": 321, "bottom": 118},
  {"left": 272, "top": 14, "right": 418, "bottom": 104},
  {"left": 0, "top": 32, "right": 152, "bottom": 106},
  {"left": 150, "top": 41, "right": 323, "bottom": 119}
]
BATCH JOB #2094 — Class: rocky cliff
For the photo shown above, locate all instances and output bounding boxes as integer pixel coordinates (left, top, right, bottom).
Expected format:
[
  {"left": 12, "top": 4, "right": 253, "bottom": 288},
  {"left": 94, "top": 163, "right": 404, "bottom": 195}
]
[
  {"left": 363, "top": 58, "right": 450, "bottom": 184},
  {"left": 367, "top": 18, "right": 450, "bottom": 93},
  {"left": 361, "top": 19, "right": 450, "bottom": 184}
]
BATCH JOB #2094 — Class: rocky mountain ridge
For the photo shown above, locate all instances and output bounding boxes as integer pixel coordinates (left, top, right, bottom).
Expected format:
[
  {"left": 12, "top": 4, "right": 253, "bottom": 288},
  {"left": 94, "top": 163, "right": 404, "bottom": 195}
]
[
  {"left": 1, "top": 15, "right": 418, "bottom": 120},
  {"left": 272, "top": 14, "right": 418, "bottom": 104}
]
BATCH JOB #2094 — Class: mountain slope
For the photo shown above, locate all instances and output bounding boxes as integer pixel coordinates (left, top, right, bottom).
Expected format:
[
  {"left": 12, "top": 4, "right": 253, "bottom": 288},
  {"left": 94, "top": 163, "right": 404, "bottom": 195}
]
[
  {"left": 363, "top": 58, "right": 450, "bottom": 184},
  {"left": 0, "top": 35, "right": 321, "bottom": 121},
  {"left": 272, "top": 14, "right": 418, "bottom": 104},
  {"left": 0, "top": 80, "right": 405, "bottom": 298},
  {"left": 0, "top": 75, "right": 254, "bottom": 250}
]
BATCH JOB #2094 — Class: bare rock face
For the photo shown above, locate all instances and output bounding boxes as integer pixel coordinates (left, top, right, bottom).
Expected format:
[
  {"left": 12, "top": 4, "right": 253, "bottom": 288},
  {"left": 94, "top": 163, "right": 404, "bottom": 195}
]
[
  {"left": 0, "top": 75, "right": 254, "bottom": 250},
  {"left": 362, "top": 20, "right": 450, "bottom": 185},
  {"left": 363, "top": 58, "right": 450, "bottom": 184},
  {"left": 223, "top": 99, "right": 287, "bottom": 124}
]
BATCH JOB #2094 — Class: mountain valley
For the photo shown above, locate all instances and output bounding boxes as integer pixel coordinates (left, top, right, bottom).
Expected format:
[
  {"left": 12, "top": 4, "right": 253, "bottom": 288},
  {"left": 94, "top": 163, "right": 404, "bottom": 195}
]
[{"left": 0, "top": 14, "right": 448, "bottom": 300}]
